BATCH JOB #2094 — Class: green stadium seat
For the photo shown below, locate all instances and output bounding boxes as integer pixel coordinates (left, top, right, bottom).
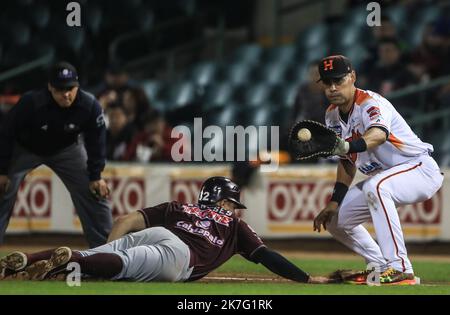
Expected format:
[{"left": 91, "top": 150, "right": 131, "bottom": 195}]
[
  {"left": 27, "top": 4, "right": 50, "bottom": 30},
  {"left": 346, "top": 7, "right": 369, "bottom": 28},
  {"left": 330, "top": 23, "right": 366, "bottom": 51},
  {"left": 241, "top": 104, "right": 274, "bottom": 126},
  {"left": 296, "top": 24, "right": 328, "bottom": 49},
  {"left": 8, "top": 21, "right": 31, "bottom": 46},
  {"left": 165, "top": 81, "right": 196, "bottom": 109},
  {"left": 415, "top": 6, "right": 440, "bottom": 25},
  {"left": 201, "top": 82, "right": 234, "bottom": 109},
  {"left": 270, "top": 82, "right": 299, "bottom": 109},
  {"left": 217, "top": 62, "right": 252, "bottom": 86},
  {"left": 205, "top": 104, "right": 241, "bottom": 128},
  {"left": 252, "top": 62, "right": 289, "bottom": 85},
  {"left": 185, "top": 61, "right": 218, "bottom": 89},
  {"left": 84, "top": 4, "right": 103, "bottom": 35},
  {"left": 141, "top": 80, "right": 162, "bottom": 102},
  {"left": 300, "top": 43, "right": 329, "bottom": 64},
  {"left": 241, "top": 83, "right": 274, "bottom": 107},
  {"left": 263, "top": 45, "right": 296, "bottom": 64},
  {"left": 229, "top": 44, "right": 263, "bottom": 65},
  {"left": 329, "top": 44, "right": 368, "bottom": 71},
  {"left": 386, "top": 5, "right": 407, "bottom": 30},
  {"left": 284, "top": 62, "right": 309, "bottom": 85}
]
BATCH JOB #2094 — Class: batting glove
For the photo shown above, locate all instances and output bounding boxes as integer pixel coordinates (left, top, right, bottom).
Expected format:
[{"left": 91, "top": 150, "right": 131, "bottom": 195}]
[{"left": 333, "top": 137, "right": 350, "bottom": 156}]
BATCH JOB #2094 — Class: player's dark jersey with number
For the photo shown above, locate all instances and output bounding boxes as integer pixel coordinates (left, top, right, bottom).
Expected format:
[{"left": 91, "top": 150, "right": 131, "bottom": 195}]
[{"left": 139, "top": 201, "right": 264, "bottom": 281}]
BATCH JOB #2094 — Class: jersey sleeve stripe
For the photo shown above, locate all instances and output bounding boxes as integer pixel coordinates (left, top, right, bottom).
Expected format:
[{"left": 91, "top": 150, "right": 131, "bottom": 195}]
[{"left": 388, "top": 132, "right": 404, "bottom": 149}]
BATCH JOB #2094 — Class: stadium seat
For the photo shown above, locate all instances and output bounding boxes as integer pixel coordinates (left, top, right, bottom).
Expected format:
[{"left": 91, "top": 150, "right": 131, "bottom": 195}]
[
  {"left": 55, "top": 25, "right": 86, "bottom": 55},
  {"left": 185, "top": 61, "right": 218, "bottom": 89},
  {"left": 164, "top": 81, "right": 196, "bottom": 110},
  {"left": 7, "top": 21, "right": 31, "bottom": 46},
  {"left": 241, "top": 104, "right": 274, "bottom": 126},
  {"left": 296, "top": 23, "right": 328, "bottom": 50},
  {"left": 414, "top": 5, "right": 440, "bottom": 25},
  {"left": 27, "top": 4, "right": 50, "bottom": 30},
  {"left": 270, "top": 82, "right": 299, "bottom": 109},
  {"left": 284, "top": 62, "right": 309, "bottom": 86},
  {"left": 263, "top": 45, "right": 296, "bottom": 64},
  {"left": 402, "top": 23, "right": 428, "bottom": 49},
  {"left": 205, "top": 104, "right": 241, "bottom": 128},
  {"left": 385, "top": 5, "right": 407, "bottom": 31},
  {"left": 141, "top": 80, "right": 163, "bottom": 102},
  {"left": 240, "top": 83, "right": 274, "bottom": 107},
  {"left": 300, "top": 44, "right": 329, "bottom": 64},
  {"left": 229, "top": 44, "right": 263, "bottom": 65},
  {"left": 84, "top": 4, "right": 103, "bottom": 35},
  {"left": 131, "top": 9, "right": 154, "bottom": 32},
  {"left": 330, "top": 23, "right": 366, "bottom": 51},
  {"left": 216, "top": 62, "right": 252, "bottom": 86},
  {"left": 329, "top": 44, "right": 369, "bottom": 71},
  {"left": 346, "top": 6, "right": 369, "bottom": 28},
  {"left": 152, "top": 99, "right": 169, "bottom": 113},
  {"left": 201, "top": 82, "right": 234, "bottom": 109},
  {"left": 252, "top": 62, "right": 289, "bottom": 85}
]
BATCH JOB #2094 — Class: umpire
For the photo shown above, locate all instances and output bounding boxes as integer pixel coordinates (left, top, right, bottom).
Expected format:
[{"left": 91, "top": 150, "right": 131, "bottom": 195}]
[{"left": 0, "top": 61, "right": 112, "bottom": 247}]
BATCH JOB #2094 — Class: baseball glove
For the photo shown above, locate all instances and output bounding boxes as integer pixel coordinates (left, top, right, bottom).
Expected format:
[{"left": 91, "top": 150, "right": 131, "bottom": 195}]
[{"left": 288, "top": 120, "right": 340, "bottom": 160}]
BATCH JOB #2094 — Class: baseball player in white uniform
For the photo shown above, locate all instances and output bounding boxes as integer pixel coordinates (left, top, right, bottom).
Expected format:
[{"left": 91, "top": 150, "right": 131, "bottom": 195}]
[{"left": 313, "top": 55, "right": 444, "bottom": 285}]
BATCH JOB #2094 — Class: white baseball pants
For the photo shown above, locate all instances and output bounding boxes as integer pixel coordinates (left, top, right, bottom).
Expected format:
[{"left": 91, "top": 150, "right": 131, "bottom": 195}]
[{"left": 327, "top": 154, "right": 443, "bottom": 273}]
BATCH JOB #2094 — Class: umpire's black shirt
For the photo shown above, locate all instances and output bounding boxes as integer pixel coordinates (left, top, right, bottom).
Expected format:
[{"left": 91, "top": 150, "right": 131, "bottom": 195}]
[{"left": 0, "top": 88, "right": 106, "bottom": 181}]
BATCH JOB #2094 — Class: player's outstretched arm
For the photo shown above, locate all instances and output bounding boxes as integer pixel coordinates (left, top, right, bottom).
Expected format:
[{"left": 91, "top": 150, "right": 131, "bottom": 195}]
[
  {"left": 251, "top": 247, "right": 332, "bottom": 284},
  {"left": 107, "top": 211, "right": 146, "bottom": 242},
  {"left": 313, "top": 159, "right": 356, "bottom": 232}
]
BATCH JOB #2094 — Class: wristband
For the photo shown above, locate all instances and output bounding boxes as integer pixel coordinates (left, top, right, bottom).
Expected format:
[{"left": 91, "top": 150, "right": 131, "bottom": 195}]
[{"left": 348, "top": 138, "right": 367, "bottom": 153}]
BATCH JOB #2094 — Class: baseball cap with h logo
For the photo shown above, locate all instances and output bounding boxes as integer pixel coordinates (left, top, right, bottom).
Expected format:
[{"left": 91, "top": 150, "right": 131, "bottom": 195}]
[{"left": 317, "top": 55, "right": 353, "bottom": 83}]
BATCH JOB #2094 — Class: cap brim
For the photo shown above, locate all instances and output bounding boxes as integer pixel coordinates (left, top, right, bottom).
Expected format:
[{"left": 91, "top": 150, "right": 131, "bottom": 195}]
[
  {"left": 50, "top": 81, "right": 79, "bottom": 89},
  {"left": 317, "top": 73, "right": 348, "bottom": 83}
]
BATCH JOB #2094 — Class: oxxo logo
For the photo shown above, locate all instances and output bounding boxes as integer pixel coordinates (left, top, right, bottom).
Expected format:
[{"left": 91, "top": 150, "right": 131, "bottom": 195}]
[
  {"left": 12, "top": 179, "right": 51, "bottom": 218},
  {"left": 268, "top": 182, "right": 442, "bottom": 224},
  {"left": 398, "top": 190, "right": 442, "bottom": 224},
  {"left": 108, "top": 178, "right": 145, "bottom": 216},
  {"left": 268, "top": 181, "right": 334, "bottom": 222}
]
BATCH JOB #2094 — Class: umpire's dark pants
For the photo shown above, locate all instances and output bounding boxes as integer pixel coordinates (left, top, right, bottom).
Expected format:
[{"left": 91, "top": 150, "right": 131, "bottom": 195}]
[{"left": 0, "top": 142, "right": 112, "bottom": 248}]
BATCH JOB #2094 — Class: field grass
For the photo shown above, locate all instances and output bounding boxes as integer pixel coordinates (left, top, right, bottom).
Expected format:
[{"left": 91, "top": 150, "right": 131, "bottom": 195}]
[{"left": 1, "top": 253, "right": 449, "bottom": 295}]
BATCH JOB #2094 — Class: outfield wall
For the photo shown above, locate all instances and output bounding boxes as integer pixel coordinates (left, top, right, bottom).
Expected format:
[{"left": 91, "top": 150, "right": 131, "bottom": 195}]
[{"left": 6, "top": 163, "right": 449, "bottom": 242}]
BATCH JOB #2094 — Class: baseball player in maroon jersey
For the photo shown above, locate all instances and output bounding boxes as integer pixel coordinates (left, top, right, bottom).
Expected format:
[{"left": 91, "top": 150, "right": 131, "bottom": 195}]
[{"left": 0, "top": 177, "right": 330, "bottom": 284}]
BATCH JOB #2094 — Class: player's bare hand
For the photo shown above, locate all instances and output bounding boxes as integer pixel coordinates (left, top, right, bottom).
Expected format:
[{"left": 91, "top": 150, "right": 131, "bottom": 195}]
[
  {"left": 89, "top": 179, "right": 110, "bottom": 200},
  {"left": 0, "top": 175, "right": 10, "bottom": 199},
  {"left": 313, "top": 202, "right": 338, "bottom": 233}
]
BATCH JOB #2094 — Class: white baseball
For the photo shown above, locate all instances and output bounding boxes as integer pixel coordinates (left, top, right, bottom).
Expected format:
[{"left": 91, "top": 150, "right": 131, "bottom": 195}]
[{"left": 297, "top": 128, "right": 311, "bottom": 142}]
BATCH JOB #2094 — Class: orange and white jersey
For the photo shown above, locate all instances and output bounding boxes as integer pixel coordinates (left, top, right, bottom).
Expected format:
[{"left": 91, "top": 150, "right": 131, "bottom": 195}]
[{"left": 325, "top": 89, "right": 433, "bottom": 176}]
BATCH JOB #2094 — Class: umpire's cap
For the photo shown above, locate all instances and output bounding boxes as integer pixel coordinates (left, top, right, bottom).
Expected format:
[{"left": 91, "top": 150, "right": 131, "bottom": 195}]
[
  {"left": 317, "top": 55, "right": 353, "bottom": 83},
  {"left": 49, "top": 61, "right": 79, "bottom": 89},
  {"left": 198, "top": 176, "right": 247, "bottom": 209}
]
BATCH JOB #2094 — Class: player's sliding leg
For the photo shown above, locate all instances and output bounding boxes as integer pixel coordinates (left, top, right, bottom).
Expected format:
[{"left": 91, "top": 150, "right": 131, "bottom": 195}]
[
  {"left": 0, "top": 248, "right": 64, "bottom": 279},
  {"left": 0, "top": 251, "right": 28, "bottom": 279},
  {"left": 362, "top": 157, "right": 442, "bottom": 285}
]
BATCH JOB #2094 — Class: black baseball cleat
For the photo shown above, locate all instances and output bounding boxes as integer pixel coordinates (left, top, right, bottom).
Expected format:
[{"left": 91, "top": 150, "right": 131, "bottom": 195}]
[
  {"left": 0, "top": 251, "right": 28, "bottom": 280},
  {"left": 25, "top": 247, "right": 72, "bottom": 281}
]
